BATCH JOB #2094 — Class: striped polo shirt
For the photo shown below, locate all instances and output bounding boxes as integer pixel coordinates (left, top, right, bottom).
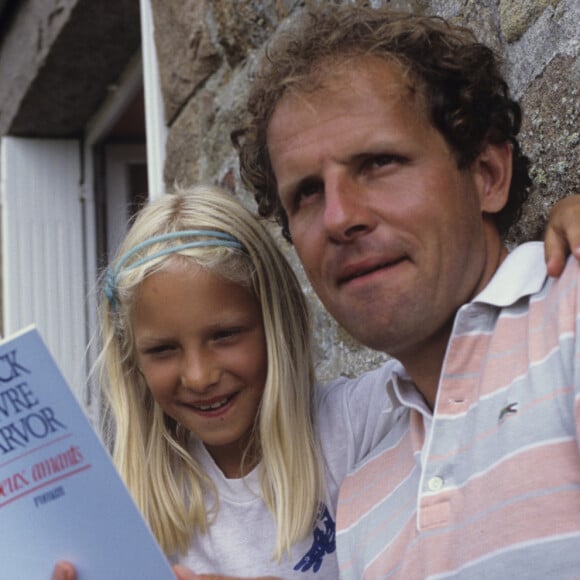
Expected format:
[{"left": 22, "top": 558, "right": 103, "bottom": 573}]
[{"left": 336, "top": 242, "right": 580, "bottom": 579}]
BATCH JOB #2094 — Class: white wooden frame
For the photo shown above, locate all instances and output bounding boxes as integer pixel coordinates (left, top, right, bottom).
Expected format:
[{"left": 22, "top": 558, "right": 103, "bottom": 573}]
[{"left": 140, "top": 0, "right": 167, "bottom": 201}]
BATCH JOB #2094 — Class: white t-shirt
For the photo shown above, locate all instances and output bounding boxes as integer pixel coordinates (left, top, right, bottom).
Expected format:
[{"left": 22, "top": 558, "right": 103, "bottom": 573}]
[{"left": 175, "top": 360, "right": 399, "bottom": 578}]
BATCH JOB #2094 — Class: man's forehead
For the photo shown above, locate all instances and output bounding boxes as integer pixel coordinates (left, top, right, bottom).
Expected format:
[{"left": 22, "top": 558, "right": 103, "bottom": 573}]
[
  {"left": 293, "top": 53, "right": 413, "bottom": 96},
  {"left": 267, "top": 55, "right": 423, "bottom": 136}
]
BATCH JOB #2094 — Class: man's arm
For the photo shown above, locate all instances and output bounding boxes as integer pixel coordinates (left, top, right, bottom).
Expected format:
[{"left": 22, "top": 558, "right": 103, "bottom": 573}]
[{"left": 544, "top": 195, "right": 580, "bottom": 277}]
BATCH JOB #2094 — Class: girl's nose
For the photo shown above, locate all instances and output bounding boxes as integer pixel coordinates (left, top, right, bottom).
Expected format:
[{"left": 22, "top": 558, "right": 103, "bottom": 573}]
[{"left": 180, "top": 349, "right": 220, "bottom": 393}]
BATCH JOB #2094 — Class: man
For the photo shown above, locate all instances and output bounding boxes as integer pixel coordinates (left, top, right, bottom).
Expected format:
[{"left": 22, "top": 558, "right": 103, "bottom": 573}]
[
  {"left": 52, "top": 5, "right": 580, "bottom": 580},
  {"left": 232, "top": 5, "right": 580, "bottom": 578}
]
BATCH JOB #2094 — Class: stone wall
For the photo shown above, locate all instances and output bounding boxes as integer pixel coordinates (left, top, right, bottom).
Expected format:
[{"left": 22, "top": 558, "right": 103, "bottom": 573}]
[{"left": 150, "top": 0, "right": 579, "bottom": 381}]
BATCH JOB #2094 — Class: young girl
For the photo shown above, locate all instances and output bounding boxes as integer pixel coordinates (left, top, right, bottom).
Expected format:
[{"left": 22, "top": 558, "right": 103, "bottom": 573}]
[{"left": 94, "top": 184, "right": 398, "bottom": 578}]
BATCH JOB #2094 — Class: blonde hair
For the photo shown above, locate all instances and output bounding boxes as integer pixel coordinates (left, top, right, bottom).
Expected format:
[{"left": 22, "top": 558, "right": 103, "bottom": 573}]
[{"left": 99, "top": 184, "right": 321, "bottom": 559}]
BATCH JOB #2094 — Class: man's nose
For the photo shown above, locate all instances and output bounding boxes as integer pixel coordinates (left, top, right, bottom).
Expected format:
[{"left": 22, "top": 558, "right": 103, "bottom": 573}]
[{"left": 323, "top": 173, "right": 376, "bottom": 242}]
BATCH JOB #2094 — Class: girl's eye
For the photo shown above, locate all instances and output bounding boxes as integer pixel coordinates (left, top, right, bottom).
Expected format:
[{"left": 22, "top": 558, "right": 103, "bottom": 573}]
[
  {"left": 213, "top": 328, "right": 240, "bottom": 341},
  {"left": 144, "top": 344, "right": 175, "bottom": 356}
]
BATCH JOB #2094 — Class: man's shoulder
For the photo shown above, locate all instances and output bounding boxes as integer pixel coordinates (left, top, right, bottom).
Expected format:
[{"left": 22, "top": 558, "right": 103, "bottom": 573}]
[
  {"left": 316, "top": 359, "right": 401, "bottom": 402},
  {"left": 314, "top": 359, "right": 403, "bottom": 437}
]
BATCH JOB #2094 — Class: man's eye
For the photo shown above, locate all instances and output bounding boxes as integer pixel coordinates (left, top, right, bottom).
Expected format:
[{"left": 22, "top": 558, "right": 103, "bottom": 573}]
[
  {"left": 365, "top": 154, "right": 400, "bottom": 169},
  {"left": 294, "top": 179, "right": 323, "bottom": 204}
]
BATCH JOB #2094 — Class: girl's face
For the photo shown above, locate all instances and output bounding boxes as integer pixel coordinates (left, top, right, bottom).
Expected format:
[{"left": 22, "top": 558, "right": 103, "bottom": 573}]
[{"left": 131, "top": 260, "right": 268, "bottom": 478}]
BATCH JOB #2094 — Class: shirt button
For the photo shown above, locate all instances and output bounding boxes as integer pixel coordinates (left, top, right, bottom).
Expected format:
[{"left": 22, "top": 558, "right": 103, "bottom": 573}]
[{"left": 428, "top": 476, "right": 444, "bottom": 491}]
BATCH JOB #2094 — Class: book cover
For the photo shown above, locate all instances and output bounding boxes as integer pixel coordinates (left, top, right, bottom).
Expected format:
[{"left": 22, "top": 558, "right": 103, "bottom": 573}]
[{"left": 0, "top": 326, "right": 174, "bottom": 579}]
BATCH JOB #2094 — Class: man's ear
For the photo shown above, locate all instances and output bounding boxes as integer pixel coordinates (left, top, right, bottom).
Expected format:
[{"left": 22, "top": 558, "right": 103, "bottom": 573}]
[{"left": 473, "top": 141, "right": 513, "bottom": 214}]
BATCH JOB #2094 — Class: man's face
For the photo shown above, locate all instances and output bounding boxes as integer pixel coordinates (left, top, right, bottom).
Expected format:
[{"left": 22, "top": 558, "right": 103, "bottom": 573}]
[{"left": 267, "top": 56, "right": 503, "bottom": 362}]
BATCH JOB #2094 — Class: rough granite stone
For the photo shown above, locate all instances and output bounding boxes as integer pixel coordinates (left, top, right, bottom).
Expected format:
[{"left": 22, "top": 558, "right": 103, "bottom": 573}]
[
  {"left": 151, "top": 0, "right": 223, "bottom": 124},
  {"left": 509, "top": 55, "right": 580, "bottom": 244},
  {"left": 499, "top": 0, "right": 561, "bottom": 43},
  {"left": 211, "top": 0, "right": 296, "bottom": 68}
]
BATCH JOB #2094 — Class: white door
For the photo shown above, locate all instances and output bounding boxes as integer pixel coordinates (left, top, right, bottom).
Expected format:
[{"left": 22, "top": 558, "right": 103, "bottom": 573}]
[{"left": 0, "top": 137, "right": 88, "bottom": 399}]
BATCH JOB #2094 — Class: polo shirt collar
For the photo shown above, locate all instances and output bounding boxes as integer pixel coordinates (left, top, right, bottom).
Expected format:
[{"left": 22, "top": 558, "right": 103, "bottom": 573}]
[{"left": 473, "top": 241, "right": 547, "bottom": 308}]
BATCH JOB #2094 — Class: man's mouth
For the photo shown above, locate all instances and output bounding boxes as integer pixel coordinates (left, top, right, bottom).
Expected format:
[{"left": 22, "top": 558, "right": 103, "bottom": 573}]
[{"left": 339, "top": 257, "right": 405, "bottom": 284}]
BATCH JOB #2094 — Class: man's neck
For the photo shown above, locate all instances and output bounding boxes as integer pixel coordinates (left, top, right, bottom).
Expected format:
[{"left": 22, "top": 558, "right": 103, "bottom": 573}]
[
  {"left": 400, "top": 239, "right": 509, "bottom": 411},
  {"left": 397, "top": 322, "right": 453, "bottom": 411}
]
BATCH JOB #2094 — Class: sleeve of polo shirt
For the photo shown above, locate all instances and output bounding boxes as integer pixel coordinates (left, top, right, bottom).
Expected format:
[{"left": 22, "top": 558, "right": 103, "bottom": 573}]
[
  {"left": 553, "top": 254, "right": 580, "bottom": 446},
  {"left": 571, "top": 258, "right": 580, "bottom": 442}
]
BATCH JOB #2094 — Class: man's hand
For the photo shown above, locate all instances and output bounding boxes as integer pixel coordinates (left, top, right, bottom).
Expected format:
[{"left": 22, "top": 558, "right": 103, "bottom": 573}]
[
  {"left": 173, "top": 564, "right": 280, "bottom": 580},
  {"left": 544, "top": 194, "right": 580, "bottom": 277}
]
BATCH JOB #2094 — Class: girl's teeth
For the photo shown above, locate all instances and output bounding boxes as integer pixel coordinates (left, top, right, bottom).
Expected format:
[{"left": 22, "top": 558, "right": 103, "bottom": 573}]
[{"left": 196, "top": 397, "right": 229, "bottom": 411}]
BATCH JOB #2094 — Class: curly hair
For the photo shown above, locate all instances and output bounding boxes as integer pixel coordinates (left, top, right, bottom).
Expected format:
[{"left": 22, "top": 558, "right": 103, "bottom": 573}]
[{"left": 233, "top": 4, "right": 531, "bottom": 241}]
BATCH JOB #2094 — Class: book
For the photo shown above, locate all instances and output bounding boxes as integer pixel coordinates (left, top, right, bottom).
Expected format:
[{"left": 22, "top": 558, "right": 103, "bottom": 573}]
[{"left": 0, "top": 326, "right": 174, "bottom": 579}]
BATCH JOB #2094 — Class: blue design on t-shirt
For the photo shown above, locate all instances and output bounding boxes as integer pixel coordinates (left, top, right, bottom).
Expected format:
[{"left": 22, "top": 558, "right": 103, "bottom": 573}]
[{"left": 293, "top": 503, "right": 336, "bottom": 573}]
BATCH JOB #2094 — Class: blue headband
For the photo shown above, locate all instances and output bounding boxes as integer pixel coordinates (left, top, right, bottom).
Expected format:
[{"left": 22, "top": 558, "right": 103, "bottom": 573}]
[{"left": 105, "top": 229, "right": 245, "bottom": 310}]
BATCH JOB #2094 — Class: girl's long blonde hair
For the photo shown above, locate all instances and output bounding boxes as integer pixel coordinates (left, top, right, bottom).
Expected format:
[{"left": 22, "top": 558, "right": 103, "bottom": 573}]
[{"left": 99, "top": 185, "right": 321, "bottom": 559}]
